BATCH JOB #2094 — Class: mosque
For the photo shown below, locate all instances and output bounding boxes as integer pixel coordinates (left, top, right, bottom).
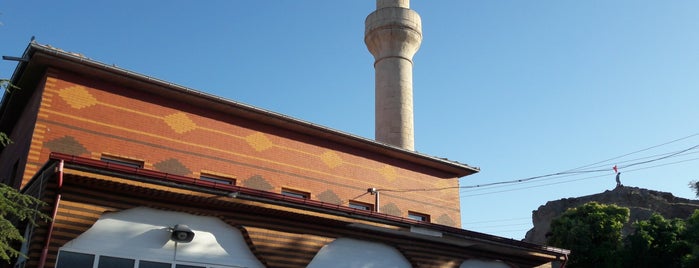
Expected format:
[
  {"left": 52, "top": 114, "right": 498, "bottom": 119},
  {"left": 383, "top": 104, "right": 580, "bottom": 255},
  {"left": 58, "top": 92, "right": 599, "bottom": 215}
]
[{"left": 0, "top": 1, "right": 568, "bottom": 267}]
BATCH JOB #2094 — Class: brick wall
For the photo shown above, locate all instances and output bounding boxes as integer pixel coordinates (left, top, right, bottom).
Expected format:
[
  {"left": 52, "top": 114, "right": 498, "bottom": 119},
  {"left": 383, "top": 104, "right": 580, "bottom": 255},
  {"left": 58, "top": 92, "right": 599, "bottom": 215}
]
[{"left": 24, "top": 68, "right": 462, "bottom": 227}]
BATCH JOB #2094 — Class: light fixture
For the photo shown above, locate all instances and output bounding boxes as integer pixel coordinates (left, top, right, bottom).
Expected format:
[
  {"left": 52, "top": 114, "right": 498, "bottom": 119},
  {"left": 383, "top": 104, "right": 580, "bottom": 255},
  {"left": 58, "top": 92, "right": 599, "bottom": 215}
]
[{"left": 170, "top": 224, "right": 195, "bottom": 243}]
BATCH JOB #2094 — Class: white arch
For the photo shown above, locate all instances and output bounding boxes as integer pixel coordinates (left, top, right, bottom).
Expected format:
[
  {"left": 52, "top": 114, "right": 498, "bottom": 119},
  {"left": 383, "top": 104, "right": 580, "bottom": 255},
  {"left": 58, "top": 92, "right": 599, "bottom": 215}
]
[
  {"left": 60, "top": 207, "right": 264, "bottom": 268},
  {"left": 307, "top": 238, "right": 411, "bottom": 268}
]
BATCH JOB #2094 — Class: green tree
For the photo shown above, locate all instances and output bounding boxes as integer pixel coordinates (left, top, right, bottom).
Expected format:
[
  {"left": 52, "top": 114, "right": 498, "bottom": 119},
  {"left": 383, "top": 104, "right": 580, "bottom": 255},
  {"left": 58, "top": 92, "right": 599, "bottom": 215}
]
[
  {"left": 0, "top": 183, "right": 49, "bottom": 262},
  {"left": 623, "top": 213, "right": 692, "bottom": 268},
  {"left": 0, "top": 76, "right": 47, "bottom": 263},
  {"left": 547, "top": 202, "right": 630, "bottom": 268},
  {"left": 682, "top": 210, "right": 699, "bottom": 267},
  {"left": 689, "top": 180, "right": 699, "bottom": 198},
  {"left": 0, "top": 78, "right": 15, "bottom": 146}
]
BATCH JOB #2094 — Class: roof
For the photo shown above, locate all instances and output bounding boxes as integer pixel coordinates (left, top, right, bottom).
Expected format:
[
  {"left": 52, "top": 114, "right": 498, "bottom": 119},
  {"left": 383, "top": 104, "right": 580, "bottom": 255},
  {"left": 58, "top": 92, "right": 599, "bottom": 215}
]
[
  {"left": 1, "top": 42, "right": 479, "bottom": 178},
  {"left": 25, "top": 153, "right": 568, "bottom": 266}
]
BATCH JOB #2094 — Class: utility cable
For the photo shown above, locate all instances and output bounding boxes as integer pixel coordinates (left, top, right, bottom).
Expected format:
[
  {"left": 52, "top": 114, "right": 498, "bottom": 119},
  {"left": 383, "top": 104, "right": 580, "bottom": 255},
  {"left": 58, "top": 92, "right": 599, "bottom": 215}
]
[
  {"left": 459, "top": 150, "right": 699, "bottom": 194},
  {"left": 379, "top": 142, "right": 699, "bottom": 194},
  {"left": 460, "top": 156, "right": 699, "bottom": 198},
  {"left": 564, "top": 132, "right": 699, "bottom": 172},
  {"left": 462, "top": 217, "right": 530, "bottom": 225}
]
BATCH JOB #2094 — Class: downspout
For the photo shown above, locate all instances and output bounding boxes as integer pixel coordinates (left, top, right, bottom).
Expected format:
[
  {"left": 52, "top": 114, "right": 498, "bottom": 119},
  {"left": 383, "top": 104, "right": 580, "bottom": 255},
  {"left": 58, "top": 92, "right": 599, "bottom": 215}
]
[
  {"left": 559, "top": 253, "right": 568, "bottom": 268},
  {"left": 38, "top": 160, "right": 63, "bottom": 268}
]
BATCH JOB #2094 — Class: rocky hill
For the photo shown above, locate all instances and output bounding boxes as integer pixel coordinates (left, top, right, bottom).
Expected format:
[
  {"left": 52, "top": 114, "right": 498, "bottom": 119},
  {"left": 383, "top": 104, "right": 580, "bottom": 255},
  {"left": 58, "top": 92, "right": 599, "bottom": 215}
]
[{"left": 524, "top": 186, "right": 699, "bottom": 245}]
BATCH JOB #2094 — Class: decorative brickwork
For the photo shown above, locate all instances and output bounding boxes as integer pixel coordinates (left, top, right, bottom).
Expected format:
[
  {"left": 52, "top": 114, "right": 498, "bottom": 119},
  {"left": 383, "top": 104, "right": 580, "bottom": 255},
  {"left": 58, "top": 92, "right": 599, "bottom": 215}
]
[
  {"left": 379, "top": 165, "right": 398, "bottom": 182},
  {"left": 317, "top": 190, "right": 342, "bottom": 205},
  {"left": 58, "top": 85, "right": 98, "bottom": 109},
  {"left": 20, "top": 70, "right": 463, "bottom": 227},
  {"left": 381, "top": 203, "right": 402, "bottom": 217},
  {"left": 245, "top": 133, "right": 273, "bottom": 152},
  {"left": 163, "top": 112, "right": 198, "bottom": 134},
  {"left": 320, "top": 151, "right": 343, "bottom": 169},
  {"left": 244, "top": 175, "right": 274, "bottom": 191},
  {"left": 44, "top": 136, "right": 89, "bottom": 156},
  {"left": 436, "top": 214, "right": 456, "bottom": 226},
  {"left": 153, "top": 158, "right": 191, "bottom": 176}
]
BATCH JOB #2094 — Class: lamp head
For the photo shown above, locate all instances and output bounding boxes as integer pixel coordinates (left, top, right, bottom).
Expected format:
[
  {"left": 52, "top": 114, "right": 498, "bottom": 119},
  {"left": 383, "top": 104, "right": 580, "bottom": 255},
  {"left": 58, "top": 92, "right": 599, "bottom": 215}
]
[{"left": 170, "top": 224, "right": 195, "bottom": 243}]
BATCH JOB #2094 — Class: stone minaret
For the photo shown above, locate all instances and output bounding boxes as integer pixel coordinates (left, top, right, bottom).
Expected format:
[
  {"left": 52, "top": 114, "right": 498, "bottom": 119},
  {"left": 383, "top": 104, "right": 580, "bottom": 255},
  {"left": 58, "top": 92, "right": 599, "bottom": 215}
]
[{"left": 365, "top": 0, "right": 422, "bottom": 150}]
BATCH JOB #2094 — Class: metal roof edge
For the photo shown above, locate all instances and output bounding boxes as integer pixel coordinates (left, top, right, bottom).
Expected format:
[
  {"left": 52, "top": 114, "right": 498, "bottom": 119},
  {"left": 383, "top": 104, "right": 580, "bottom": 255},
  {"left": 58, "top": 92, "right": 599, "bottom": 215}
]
[
  {"left": 15, "top": 42, "right": 478, "bottom": 177},
  {"left": 45, "top": 153, "right": 566, "bottom": 259}
]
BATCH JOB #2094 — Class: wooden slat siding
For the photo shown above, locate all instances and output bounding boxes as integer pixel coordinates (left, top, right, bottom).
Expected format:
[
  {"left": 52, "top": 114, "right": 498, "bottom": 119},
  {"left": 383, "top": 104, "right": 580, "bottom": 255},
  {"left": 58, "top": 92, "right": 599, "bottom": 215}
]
[
  {"left": 245, "top": 227, "right": 333, "bottom": 268},
  {"left": 60, "top": 175, "right": 367, "bottom": 237},
  {"left": 230, "top": 225, "right": 270, "bottom": 267},
  {"left": 46, "top": 199, "right": 111, "bottom": 268},
  {"left": 47, "top": 176, "right": 381, "bottom": 268},
  {"left": 25, "top": 178, "right": 57, "bottom": 268},
  {"left": 41, "top": 174, "right": 556, "bottom": 267},
  {"left": 247, "top": 231, "right": 334, "bottom": 248}
]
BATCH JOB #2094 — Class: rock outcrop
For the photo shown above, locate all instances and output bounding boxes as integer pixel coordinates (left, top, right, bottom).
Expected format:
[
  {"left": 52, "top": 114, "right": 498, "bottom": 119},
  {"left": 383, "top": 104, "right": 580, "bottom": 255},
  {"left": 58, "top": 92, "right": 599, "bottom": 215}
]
[{"left": 524, "top": 186, "right": 699, "bottom": 245}]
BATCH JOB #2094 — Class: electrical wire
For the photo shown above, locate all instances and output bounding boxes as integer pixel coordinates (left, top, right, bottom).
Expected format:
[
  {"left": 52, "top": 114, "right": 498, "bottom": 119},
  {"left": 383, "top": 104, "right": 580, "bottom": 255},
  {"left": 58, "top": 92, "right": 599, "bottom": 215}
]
[
  {"left": 377, "top": 135, "right": 699, "bottom": 194},
  {"left": 564, "top": 132, "right": 699, "bottom": 172},
  {"left": 460, "top": 156, "right": 699, "bottom": 198},
  {"left": 464, "top": 222, "right": 532, "bottom": 229},
  {"left": 561, "top": 149, "right": 699, "bottom": 174},
  {"left": 462, "top": 217, "right": 530, "bottom": 225},
  {"left": 458, "top": 150, "right": 699, "bottom": 195}
]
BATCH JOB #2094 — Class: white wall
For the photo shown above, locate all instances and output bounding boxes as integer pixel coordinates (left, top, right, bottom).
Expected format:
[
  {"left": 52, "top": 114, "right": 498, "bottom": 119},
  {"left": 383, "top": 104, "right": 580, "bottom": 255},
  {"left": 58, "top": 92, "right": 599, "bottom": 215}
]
[
  {"left": 307, "top": 238, "right": 411, "bottom": 268},
  {"left": 59, "top": 207, "right": 264, "bottom": 268}
]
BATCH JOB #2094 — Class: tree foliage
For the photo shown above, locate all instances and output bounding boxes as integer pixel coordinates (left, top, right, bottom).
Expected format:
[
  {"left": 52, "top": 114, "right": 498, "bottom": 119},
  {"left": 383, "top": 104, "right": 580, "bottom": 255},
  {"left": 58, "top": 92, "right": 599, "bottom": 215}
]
[
  {"left": 0, "top": 183, "right": 49, "bottom": 262},
  {"left": 0, "top": 79, "right": 14, "bottom": 147},
  {"left": 689, "top": 180, "right": 699, "bottom": 198},
  {"left": 0, "top": 76, "right": 48, "bottom": 263},
  {"left": 549, "top": 201, "right": 699, "bottom": 268},
  {"left": 547, "top": 202, "right": 630, "bottom": 268},
  {"left": 623, "top": 213, "right": 692, "bottom": 268},
  {"left": 682, "top": 210, "right": 699, "bottom": 267}
]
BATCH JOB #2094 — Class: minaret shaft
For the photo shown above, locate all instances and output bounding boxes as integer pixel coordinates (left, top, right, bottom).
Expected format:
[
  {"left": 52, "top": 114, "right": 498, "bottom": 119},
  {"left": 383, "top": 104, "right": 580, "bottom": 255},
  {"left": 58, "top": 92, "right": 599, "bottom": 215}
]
[{"left": 365, "top": 0, "right": 422, "bottom": 150}]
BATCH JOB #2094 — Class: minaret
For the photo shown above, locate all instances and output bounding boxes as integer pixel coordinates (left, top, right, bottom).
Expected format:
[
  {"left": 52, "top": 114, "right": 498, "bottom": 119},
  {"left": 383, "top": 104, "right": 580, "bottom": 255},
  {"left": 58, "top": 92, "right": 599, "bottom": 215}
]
[{"left": 365, "top": 0, "right": 422, "bottom": 150}]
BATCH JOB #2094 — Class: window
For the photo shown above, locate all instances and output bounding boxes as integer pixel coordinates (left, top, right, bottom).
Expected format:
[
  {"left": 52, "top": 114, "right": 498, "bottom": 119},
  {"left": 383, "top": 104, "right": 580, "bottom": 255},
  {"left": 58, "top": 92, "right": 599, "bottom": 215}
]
[
  {"left": 98, "top": 255, "right": 134, "bottom": 268},
  {"left": 56, "top": 251, "right": 95, "bottom": 268},
  {"left": 349, "top": 201, "right": 374, "bottom": 211},
  {"left": 139, "top": 260, "right": 171, "bottom": 268},
  {"left": 281, "top": 188, "right": 310, "bottom": 199},
  {"left": 408, "top": 211, "right": 430, "bottom": 222},
  {"left": 100, "top": 155, "right": 143, "bottom": 168},
  {"left": 176, "top": 265, "right": 206, "bottom": 268},
  {"left": 199, "top": 173, "right": 235, "bottom": 185},
  {"left": 56, "top": 251, "right": 227, "bottom": 268}
]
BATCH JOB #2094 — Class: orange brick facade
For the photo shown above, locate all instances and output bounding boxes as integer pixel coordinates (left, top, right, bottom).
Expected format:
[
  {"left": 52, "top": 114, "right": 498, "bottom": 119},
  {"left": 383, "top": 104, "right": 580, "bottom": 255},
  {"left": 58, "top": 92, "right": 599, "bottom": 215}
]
[{"left": 21, "top": 68, "right": 462, "bottom": 227}]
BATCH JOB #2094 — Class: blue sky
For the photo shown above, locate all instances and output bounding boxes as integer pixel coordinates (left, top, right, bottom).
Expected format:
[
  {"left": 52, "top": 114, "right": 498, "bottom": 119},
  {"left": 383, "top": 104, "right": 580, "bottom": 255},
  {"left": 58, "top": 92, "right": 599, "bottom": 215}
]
[{"left": 2, "top": 1, "right": 699, "bottom": 240}]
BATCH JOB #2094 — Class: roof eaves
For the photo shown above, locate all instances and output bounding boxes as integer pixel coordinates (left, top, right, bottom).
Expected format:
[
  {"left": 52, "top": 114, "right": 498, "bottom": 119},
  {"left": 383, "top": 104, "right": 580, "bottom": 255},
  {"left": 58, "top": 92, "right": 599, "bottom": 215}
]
[
  {"left": 45, "top": 153, "right": 564, "bottom": 259},
  {"left": 21, "top": 42, "right": 479, "bottom": 177}
]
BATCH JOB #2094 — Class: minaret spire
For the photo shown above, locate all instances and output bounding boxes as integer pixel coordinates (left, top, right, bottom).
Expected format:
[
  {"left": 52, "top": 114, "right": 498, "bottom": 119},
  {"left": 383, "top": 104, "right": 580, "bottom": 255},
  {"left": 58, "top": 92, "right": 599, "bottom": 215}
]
[{"left": 365, "top": 0, "right": 422, "bottom": 150}]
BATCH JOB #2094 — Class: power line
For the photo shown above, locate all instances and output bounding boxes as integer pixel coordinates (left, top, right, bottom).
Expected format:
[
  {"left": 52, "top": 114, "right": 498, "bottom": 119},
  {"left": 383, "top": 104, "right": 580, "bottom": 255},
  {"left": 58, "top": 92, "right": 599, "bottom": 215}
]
[
  {"left": 565, "top": 132, "right": 699, "bottom": 172},
  {"left": 462, "top": 217, "right": 530, "bottom": 225},
  {"left": 459, "top": 156, "right": 699, "bottom": 198},
  {"left": 567, "top": 149, "right": 699, "bottom": 173},
  {"left": 464, "top": 223, "right": 532, "bottom": 229},
  {"left": 458, "top": 150, "right": 699, "bottom": 195},
  {"left": 378, "top": 137, "right": 699, "bottom": 194}
]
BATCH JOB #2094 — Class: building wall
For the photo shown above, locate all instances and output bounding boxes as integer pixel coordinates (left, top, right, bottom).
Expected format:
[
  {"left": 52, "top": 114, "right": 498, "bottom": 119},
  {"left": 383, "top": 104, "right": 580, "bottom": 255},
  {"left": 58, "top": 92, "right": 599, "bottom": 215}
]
[
  {"left": 28, "top": 172, "right": 506, "bottom": 268},
  {"left": 22, "top": 68, "right": 462, "bottom": 227},
  {"left": 0, "top": 75, "right": 47, "bottom": 188}
]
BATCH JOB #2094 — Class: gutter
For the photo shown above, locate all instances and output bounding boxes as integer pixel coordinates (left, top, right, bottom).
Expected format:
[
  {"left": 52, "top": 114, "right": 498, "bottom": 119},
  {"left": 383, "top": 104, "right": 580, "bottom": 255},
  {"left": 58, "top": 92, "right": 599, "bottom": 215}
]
[
  {"left": 48, "top": 152, "right": 567, "bottom": 260},
  {"left": 37, "top": 160, "right": 63, "bottom": 268}
]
